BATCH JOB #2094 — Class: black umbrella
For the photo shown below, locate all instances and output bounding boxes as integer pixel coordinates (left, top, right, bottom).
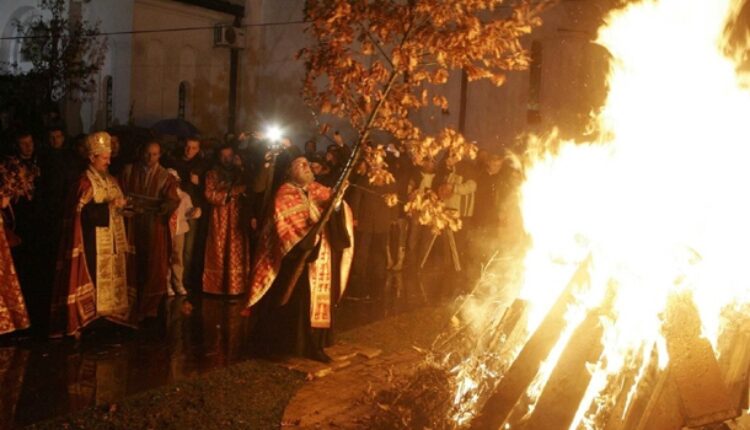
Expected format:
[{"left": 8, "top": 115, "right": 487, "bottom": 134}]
[{"left": 151, "top": 118, "right": 199, "bottom": 139}]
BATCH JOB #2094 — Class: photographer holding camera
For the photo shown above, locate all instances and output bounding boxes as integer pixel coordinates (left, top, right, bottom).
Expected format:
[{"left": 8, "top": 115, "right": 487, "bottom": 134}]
[{"left": 237, "top": 127, "right": 296, "bottom": 225}]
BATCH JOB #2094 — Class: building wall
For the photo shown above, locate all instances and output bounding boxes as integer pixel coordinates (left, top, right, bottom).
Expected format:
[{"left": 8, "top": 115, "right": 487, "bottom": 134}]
[
  {"left": 2, "top": 0, "right": 611, "bottom": 143},
  {"left": 1, "top": 0, "right": 241, "bottom": 138},
  {"left": 0, "top": 0, "right": 46, "bottom": 74},
  {"left": 80, "top": 0, "right": 135, "bottom": 133},
  {"left": 240, "top": 0, "right": 611, "bottom": 153},
  {"left": 0, "top": 0, "right": 132, "bottom": 135},
  {"left": 239, "top": 0, "right": 313, "bottom": 145},
  {"left": 130, "top": 0, "right": 235, "bottom": 137}
]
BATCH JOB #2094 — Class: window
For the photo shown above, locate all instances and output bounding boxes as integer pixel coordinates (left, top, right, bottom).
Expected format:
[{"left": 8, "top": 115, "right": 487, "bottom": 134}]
[
  {"left": 105, "top": 76, "right": 113, "bottom": 127},
  {"left": 178, "top": 81, "right": 188, "bottom": 119},
  {"left": 527, "top": 40, "right": 543, "bottom": 124},
  {"left": 2, "top": 7, "right": 41, "bottom": 72}
]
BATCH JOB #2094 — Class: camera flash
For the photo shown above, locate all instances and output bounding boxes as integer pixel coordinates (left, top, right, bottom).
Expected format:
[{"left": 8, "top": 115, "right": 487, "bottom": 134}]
[{"left": 265, "top": 125, "right": 283, "bottom": 142}]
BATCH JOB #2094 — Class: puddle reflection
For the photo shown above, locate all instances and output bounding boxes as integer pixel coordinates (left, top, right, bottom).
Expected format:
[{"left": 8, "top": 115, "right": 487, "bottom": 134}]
[
  {"left": 0, "top": 348, "right": 28, "bottom": 430},
  {"left": 1, "top": 270, "right": 459, "bottom": 428}
]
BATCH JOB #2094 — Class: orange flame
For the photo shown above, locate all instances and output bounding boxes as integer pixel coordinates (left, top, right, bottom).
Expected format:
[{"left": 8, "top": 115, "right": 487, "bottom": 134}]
[{"left": 452, "top": 0, "right": 750, "bottom": 427}]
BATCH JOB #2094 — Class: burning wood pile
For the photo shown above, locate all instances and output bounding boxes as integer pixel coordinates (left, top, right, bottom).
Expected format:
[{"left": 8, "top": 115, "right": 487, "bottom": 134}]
[
  {"left": 372, "top": 257, "right": 750, "bottom": 430},
  {"left": 464, "top": 258, "right": 750, "bottom": 430},
  {"left": 375, "top": 0, "right": 750, "bottom": 428}
]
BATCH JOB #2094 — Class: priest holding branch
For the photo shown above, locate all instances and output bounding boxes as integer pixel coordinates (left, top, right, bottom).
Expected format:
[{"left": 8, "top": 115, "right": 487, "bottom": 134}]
[{"left": 244, "top": 152, "right": 354, "bottom": 362}]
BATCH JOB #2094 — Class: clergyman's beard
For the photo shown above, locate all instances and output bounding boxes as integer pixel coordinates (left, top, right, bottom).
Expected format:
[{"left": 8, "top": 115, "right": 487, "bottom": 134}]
[{"left": 293, "top": 171, "right": 314, "bottom": 186}]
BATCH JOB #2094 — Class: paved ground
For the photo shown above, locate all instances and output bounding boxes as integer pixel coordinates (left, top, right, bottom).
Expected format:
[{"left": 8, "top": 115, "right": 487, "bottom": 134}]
[
  {"left": 282, "top": 349, "right": 424, "bottom": 429},
  {"left": 9, "top": 299, "right": 453, "bottom": 430},
  {"left": 0, "top": 269, "right": 464, "bottom": 429},
  {"left": 282, "top": 303, "right": 454, "bottom": 429}
]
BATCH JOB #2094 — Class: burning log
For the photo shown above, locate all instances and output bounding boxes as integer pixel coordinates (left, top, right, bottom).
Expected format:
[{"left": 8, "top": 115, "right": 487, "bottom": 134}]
[
  {"left": 632, "top": 368, "right": 683, "bottom": 430},
  {"left": 604, "top": 347, "right": 660, "bottom": 430},
  {"left": 489, "top": 299, "right": 529, "bottom": 358},
  {"left": 718, "top": 318, "right": 750, "bottom": 412},
  {"left": 662, "top": 292, "right": 738, "bottom": 427},
  {"left": 469, "top": 258, "right": 591, "bottom": 429},
  {"left": 570, "top": 344, "right": 649, "bottom": 429},
  {"left": 518, "top": 291, "right": 612, "bottom": 430},
  {"left": 437, "top": 298, "right": 528, "bottom": 358}
]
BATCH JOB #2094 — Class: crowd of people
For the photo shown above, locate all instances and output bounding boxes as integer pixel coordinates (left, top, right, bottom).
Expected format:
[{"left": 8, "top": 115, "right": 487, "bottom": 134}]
[{"left": 0, "top": 123, "right": 522, "bottom": 362}]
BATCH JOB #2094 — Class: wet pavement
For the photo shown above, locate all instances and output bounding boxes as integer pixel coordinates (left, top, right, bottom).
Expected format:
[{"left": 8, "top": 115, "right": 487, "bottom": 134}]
[{"left": 0, "top": 270, "right": 466, "bottom": 429}]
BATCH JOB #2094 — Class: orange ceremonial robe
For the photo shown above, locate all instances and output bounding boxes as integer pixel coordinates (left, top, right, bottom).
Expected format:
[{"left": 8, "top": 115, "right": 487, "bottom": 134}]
[
  {"left": 202, "top": 168, "right": 250, "bottom": 295},
  {"left": 246, "top": 181, "right": 353, "bottom": 329},
  {"left": 0, "top": 214, "right": 30, "bottom": 335},
  {"left": 50, "top": 168, "right": 134, "bottom": 337},
  {"left": 120, "top": 164, "right": 179, "bottom": 320}
]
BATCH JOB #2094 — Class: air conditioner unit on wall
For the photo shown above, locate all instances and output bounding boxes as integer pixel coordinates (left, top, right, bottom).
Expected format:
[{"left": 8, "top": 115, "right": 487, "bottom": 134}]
[{"left": 214, "top": 25, "right": 245, "bottom": 49}]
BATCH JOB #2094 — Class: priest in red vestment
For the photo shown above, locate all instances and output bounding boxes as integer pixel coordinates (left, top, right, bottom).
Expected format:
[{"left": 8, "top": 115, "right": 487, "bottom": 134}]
[
  {"left": 244, "top": 153, "right": 353, "bottom": 362},
  {"left": 0, "top": 201, "right": 30, "bottom": 336},
  {"left": 49, "top": 132, "right": 134, "bottom": 338},
  {"left": 119, "top": 141, "right": 180, "bottom": 321},
  {"left": 202, "top": 144, "right": 250, "bottom": 295}
]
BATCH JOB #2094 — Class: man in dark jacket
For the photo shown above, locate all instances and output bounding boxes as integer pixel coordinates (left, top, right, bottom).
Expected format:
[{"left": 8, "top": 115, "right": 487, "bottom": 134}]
[
  {"left": 35, "top": 126, "right": 77, "bottom": 333},
  {"left": 470, "top": 153, "right": 524, "bottom": 274},
  {"left": 349, "top": 164, "right": 397, "bottom": 296},
  {"left": 8, "top": 130, "right": 42, "bottom": 333}
]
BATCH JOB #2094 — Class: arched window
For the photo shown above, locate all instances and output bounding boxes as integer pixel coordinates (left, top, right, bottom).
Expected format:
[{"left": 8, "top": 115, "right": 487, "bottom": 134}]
[
  {"left": 178, "top": 81, "right": 189, "bottom": 119},
  {"left": 527, "top": 40, "right": 543, "bottom": 124},
  {"left": 0, "top": 7, "right": 41, "bottom": 72},
  {"left": 104, "top": 76, "right": 113, "bottom": 127}
]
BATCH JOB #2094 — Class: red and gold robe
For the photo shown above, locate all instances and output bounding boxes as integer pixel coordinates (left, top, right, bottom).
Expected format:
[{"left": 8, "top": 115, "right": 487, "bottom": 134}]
[
  {"left": 50, "top": 168, "right": 134, "bottom": 337},
  {"left": 246, "top": 181, "right": 353, "bottom": 329},
  {"left": 202, "top": 168, "right": 250, "bottom": 295},
  {"left": 119, "top": 164, "right": 179, "bottom": 320},
  {"left": 0, "top": 214, "right": 30, "bottom": 335}
]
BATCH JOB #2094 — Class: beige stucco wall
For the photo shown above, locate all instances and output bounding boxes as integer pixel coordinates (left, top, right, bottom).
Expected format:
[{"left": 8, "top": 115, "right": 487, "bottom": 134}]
[
  {"left": 238, "top": 0, "right": 313, "bottom": 144},
  {"left": 80, "top": 0, "right": 135, "bottom": 134},
  {"left": 463, "top": 0, "right": 612, "bottom": 150},
  {"left": 131, "top": 0, "right": 236, "bottom": 138},
  {"left": 2, "top": 0, "right": 613, "bottom": 144},
  {"left": 240, "top": 0, "right": 613, "bottom": 153}
]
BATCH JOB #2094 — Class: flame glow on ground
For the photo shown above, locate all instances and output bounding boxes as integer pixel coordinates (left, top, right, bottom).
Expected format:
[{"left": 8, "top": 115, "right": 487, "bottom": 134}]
[{"left": 452, "top": 0, "right": 750, "bottom": 428}]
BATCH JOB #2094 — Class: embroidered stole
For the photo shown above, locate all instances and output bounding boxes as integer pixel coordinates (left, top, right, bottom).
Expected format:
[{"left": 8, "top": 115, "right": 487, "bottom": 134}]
[{"left": 85, "top": 168, "right": 131, "bottom": 321}]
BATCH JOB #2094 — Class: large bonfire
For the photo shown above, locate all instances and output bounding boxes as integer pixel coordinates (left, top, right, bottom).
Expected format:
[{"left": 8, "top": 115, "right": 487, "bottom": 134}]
[{"left": 428, "top": 0, "right": 750, "bottom": 429}]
